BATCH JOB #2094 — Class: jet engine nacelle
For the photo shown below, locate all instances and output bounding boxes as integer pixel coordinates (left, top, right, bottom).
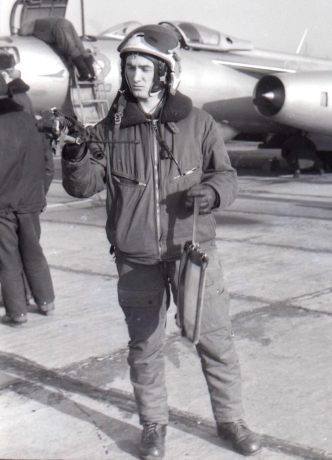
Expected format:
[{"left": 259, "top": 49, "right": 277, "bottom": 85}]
[{"left": 253, "top": 71, "right": 332, "bottom": 136}]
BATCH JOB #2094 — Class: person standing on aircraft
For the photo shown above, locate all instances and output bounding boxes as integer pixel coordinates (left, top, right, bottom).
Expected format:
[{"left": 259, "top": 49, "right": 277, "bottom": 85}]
[
  {"left": 0, "top": 74, "right": 55, "bottom": 326},
  {"left": 60, "top": 25, "right": 262, "bottom": 459},
  {"left": 18, "top": 17, "right": 96, "bottom": 82}
]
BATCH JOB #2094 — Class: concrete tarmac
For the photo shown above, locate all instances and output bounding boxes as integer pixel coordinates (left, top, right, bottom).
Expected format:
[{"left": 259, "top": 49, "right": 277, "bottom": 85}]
[{"left": 0, "top": 156, "right": 332, "bottom": 460}]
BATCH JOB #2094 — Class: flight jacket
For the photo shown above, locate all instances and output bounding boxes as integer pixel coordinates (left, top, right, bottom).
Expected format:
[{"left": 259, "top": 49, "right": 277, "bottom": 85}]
[{"left": 62, "top": 91, "right": 238, "bottom": 264}]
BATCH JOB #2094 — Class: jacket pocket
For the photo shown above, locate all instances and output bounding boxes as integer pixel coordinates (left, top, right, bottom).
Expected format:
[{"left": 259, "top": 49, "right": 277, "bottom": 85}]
[
  {"left": 109, "top": 135, "right": 146, "bottom": 184},
  {"left": 171, "top": 165, "right": 199, "bottom": 181},
  {"left": 167, "top": 164, "right": 201, "bottom": 194},
  {"left": 112, "top": 172, "right": 146, "bottom": 188}
]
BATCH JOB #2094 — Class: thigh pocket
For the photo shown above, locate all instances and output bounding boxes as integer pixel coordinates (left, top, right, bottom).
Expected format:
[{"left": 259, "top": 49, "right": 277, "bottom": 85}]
[{"left": 118, "top": 287, "right": 163, "bottom": 308}]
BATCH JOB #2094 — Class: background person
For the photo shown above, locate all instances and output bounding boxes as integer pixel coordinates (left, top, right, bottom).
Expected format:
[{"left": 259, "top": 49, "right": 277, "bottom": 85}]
[
  {"left": 281, "top": 131, "right": 325, "bottom": 177},
  {"left": 0, "top": 74, "right": 55, "bottom": 326},
  {"left": 0, "top": 51, "right": 54, "bottom": 309},
  {"left": 60, "top": 25, "right": 262, "bottom": 459}
]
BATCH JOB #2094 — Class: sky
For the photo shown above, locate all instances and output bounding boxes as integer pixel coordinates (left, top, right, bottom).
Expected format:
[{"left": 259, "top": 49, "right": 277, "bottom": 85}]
[{"left": 1, "top": 0, "right": 332, "bottom": 60}]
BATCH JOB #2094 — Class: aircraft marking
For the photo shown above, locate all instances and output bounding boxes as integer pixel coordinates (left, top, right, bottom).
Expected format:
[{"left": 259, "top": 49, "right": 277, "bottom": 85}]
[{"left": 212, "top": 60, "right": 297, "bottom": 73}]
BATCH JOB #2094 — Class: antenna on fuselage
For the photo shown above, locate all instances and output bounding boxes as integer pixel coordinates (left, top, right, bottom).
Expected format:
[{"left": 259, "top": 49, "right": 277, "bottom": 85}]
[
  {"left": 296, "top": 28, "right": 308, "bottom": 54},
  {"left": 80, "top": 0, "right": 86, "bottom": 37}
]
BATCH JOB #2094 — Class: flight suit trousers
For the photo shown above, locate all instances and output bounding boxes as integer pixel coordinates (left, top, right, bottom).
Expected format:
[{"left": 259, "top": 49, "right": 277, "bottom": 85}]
[
  {"left": 116, "top": 240, "right": 244, "bottom": 425},
  {"left": 53, "top": 18, "right": 89, "bottom": 60},
  {"left": 0, "top": 212, "right": 54, "bottom": 318}
]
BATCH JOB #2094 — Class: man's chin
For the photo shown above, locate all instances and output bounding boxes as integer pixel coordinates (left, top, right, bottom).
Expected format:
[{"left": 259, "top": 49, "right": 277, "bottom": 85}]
[{"left": 132, "top": 90, "right": 148, "bottom": 99}]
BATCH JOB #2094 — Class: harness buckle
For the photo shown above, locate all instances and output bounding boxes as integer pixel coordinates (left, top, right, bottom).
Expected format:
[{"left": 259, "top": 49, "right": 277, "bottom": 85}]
[{"left": 114, "top": 112, "right": 123, "bottom": 125}]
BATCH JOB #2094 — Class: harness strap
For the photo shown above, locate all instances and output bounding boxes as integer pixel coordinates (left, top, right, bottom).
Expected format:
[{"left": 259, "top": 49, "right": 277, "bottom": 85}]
[
  {"left": 103, "top": 91, "right": 128, "bottom": 153},
  {"left": 151, "top": 123, "right": 183, "bottom": 176}
]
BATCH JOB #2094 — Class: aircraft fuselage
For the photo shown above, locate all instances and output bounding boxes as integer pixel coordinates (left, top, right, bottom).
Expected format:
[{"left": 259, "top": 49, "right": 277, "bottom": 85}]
[{"left": 2, "top": 32, "right": 332, "bottom": 141}]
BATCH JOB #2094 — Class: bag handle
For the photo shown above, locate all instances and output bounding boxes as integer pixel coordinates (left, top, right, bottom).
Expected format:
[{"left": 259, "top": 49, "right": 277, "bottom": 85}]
[{"left": 192, "top": 196, "right": 200, "bottom": 246}]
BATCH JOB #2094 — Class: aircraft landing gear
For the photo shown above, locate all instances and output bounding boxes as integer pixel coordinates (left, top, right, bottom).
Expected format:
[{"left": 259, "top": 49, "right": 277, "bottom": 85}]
[{"left": 281, "top": 132, "right": 325, "bottom": 177}]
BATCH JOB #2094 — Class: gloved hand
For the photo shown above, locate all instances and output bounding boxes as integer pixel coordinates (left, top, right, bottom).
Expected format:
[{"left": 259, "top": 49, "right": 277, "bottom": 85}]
[
  {"left": 62, "top": 117, "right": 89, "bottom": 160},
  {"left": 62, "top": 141, "right": 86, "bottom": 161},
  {"left": 184, "top": 184, "right": 217, "bottom": 214}
]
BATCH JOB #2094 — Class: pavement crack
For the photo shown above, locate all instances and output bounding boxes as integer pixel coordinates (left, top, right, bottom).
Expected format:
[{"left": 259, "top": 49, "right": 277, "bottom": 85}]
[
  {"left": 237, "top": 193, "right": 332, "bottom": 208},
  {"left": 225, "top": 209, "right": 332, "bottom": 222},
  {"left": 41, "top": 218, "right": 105, "bottom": 229},
  {"left": 216, "top": 236, "right": 332, "bottom": 255},
  {"left": 230, "top": 287, "right": 332, "bottom": 320},
  {"left": 294, "top": 287, "right": 332, "bottom": 302},
  {"left": 49, "top": 264, "right": 118, "bottom": 279},
  {"left": 288, "top": 304, "right": 332, "bottom": 317},
  {"left": 1, "top": 351, "right": 332, "bottom": 460},
  {"left": 230, "top": 292, "right": 272, "bottom": 305}
]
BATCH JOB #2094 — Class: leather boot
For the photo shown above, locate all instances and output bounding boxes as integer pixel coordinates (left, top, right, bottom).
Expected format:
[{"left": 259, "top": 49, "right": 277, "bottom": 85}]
[
  {"left": 1, "top": 313, "right": 27, "bottom": 327},
  {"left": 139, "top": 423, "right": 167, "bottom": 460},
  {"left": 72, "top": 55, "right": 93, "bottom": 82},
  {"left": 217, "top": 419, "right": 262, "bottom": 456},
  {"left": 83, "top": 55, "right": 96, "bottom": 81},
  {"left": 38, "top": 301, "right": 55, "bottom": 316}
]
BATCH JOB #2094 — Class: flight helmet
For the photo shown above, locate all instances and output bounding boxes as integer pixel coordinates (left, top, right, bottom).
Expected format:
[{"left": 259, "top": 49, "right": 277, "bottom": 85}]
[{"left": 118, "top": 24, "right": 181, "bottom": 95}]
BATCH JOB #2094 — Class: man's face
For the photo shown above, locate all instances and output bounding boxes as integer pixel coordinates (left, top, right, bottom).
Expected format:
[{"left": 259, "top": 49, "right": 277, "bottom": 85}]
[{"left": 125, "top": 54, "right": 155, "bottom": 100}]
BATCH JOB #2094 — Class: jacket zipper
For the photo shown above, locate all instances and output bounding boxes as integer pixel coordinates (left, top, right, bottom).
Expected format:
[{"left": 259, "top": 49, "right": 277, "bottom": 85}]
[{"left": 151, "top": 121, "right": 163, "bottom": 258}]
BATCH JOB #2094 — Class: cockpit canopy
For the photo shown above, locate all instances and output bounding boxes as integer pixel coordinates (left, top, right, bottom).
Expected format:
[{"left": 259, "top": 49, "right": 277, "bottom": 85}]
[
  {"left": 10, "top": 0, "right": 68, "bottom": 35},
  {"left": 98, "top": 20, "right": 253, "bottom": 52},
  {"left": 159, "top": 21, "right": 253, "bottom": 52},
  {"left": 99, "top": 21, "right": 142, "bottom": 40}
]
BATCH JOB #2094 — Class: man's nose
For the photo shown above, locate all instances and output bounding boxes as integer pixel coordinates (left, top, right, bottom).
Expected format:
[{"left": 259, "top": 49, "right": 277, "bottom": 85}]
[{"left": 132, "top": 69, "right": 141, "bottom": 82}]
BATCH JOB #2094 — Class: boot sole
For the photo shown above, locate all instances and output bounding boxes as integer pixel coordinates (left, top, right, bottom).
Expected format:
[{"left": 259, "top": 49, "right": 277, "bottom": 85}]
[
  {"left": 1, "top": 318, "right": 27, "bottom": 327},
  {"left": 219, "top": 433, "right": 262, "bottom": 456},
  {"left": 139, "top": 448, "right": 165, "bottom": 460},
  {"left": 38, "top": 303, "right": 55, "bottom": 316},
  {"left": 139, "top": 455, "right": 164, "bottom": 460}
]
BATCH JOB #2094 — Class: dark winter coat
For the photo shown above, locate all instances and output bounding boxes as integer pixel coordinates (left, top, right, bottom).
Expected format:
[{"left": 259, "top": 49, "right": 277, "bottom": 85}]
[
  {"left": 62, "top": 92, "right": 238, "bottom": 264},
  {"left": 0, "top": 97, "right": 48, "bottom": 215},
  {"left": 8, "top": 78, "right": 54, "bottom": 194}
]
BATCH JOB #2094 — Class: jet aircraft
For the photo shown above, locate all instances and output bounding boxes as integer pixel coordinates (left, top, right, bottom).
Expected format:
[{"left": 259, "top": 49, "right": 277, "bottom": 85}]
[{"left": 1, "top": 0, "right": 332, "bottom": 168}]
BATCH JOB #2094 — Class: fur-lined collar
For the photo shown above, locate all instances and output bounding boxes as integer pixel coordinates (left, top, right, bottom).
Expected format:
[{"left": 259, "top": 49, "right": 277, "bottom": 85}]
[
  {"left": 0, "top": 97, "right": 24, "bottom": 115},
  {"left": 112, "top": 91, "right": 193, "bottom": 128},
  {"left": 8, "top": 78, "right": 30, "bottom": 94}
]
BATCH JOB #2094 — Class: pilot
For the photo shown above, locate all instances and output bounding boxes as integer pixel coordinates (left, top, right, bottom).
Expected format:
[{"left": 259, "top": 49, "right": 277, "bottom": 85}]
[
  {"left": 60, "top": 25, "right": 262, "bottom": 459},
  {"left": 18, "top": 17, "right": 96, "bottom": 82},
  {"left": 0, "top": 74, "right": 55, "bottom": 326}
]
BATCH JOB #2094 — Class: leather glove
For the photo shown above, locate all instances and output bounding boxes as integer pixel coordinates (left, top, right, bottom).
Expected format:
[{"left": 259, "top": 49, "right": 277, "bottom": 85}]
[
  {"left": 184, "top": 184, "right": 217, "bottom": 214},
  {"left": 62, "top": 142, "right": 86, "bottom": 161},
  {"left": 62, "top": 123, "right": 88, "bottom": 161}
]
